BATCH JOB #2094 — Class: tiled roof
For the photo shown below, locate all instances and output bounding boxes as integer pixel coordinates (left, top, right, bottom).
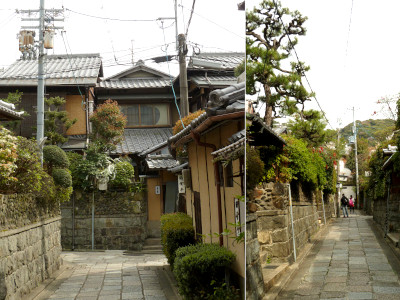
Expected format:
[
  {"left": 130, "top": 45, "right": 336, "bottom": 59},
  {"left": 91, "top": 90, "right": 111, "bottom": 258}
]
[
  {"left": 169, "top": 82, "right": 245, "bottom": 145},
  {"left": 0, "top": 53, "right": 102, "bottom": 86},
  {"left": 98, "top": 78, "right": 171, "bottom": 89},
  {"left": 188, "top": 52, "right": 244, "bottom": 70},
  {"left": 114, "top": 128, "right": 173, "bottom": 155},
  {"left": 228, "top": 129, "right": 246, "bottom": 143},
  {"left": 211, "top": 136, "right": 245, "bottom": 159},
  {"left": 146, "top": 154, "right": 179, "bottom": 170},
  {"left": 247, "top": 114, "right": 286, "bottom": 146},
  {"left": 61, "top": 135, "right": 87, "bottom": 151},
  {"left": 189, "top": 75, "right": 237, "bottom": 87},
  {"left": 0, "top": 100, "right": 24, "bottom": 121},
  {"left": 168, "top": 162, "right": 189, "bottom": 173}
]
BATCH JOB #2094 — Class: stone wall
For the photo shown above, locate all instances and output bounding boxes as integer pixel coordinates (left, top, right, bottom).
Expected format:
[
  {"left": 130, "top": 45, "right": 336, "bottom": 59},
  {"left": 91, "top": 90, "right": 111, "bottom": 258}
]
[
  {"left": 249, "top": 182, "right": 333, "bottom": 263},
  {"left": 246, "top": 214, "right": 265, "bottom": 300},
  {"left": 0, "top": 194, "right": 61, "bottom": 300},
  {"left": 61, "top": 190, "right": 147, "bottom": 251},
  {"left": 373, "top": 173, "right": 400, "bottom": 233}
]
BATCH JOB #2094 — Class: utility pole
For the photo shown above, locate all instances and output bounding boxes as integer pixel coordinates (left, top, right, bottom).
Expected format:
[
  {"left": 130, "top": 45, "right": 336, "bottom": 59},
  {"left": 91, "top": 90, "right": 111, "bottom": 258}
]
[
  {"left": 353, "top": 107, "right": 360, "bottom": 209},
  {"left": 174, "top": 0, "right": 178, "bottom": 50},
  {"left": 178, "top": 33, "right": 189, "bottom": 117},
  {"left": 336, "top": 128, "right": 341, "bottom": 218},
  {"left": 18, "top": 2, "right": 64, "bottom": 164},
  {"left": 37, "top": 0, "right": 45, "bottom": 161}
]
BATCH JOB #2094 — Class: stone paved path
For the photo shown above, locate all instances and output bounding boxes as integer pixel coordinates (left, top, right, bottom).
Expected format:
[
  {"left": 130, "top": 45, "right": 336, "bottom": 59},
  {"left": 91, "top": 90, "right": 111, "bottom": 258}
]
[
  {"left": 31, "top": 250, "right": 179, "bottom": 300},
  {"left": 277, "top": 211, "right": 400, "bottom": 299}
]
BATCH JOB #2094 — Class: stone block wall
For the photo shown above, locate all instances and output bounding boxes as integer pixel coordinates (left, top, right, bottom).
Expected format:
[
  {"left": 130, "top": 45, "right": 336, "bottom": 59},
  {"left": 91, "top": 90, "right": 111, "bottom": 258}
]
[
  {"left": 61, "top": 190, "right": 147, "bottom": 251},
  {"left": 0, "top": 194, "right": 61, "bottom": 300},
  {"left": 246, "top": 214, "right": 265, "bottom": 300},
  {"left": 249, "top": 182, "right": 333, "bottom": 263}
]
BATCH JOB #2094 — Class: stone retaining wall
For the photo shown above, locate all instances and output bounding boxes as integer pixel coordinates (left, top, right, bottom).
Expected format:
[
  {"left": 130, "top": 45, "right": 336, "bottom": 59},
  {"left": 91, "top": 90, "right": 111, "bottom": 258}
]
[
  {"left": 246, "top": 214, "right": 264, "bottom": 300},
  {"left": 0, "top": 194, "right": 61, "bottom": 300},
  {"left": 61, "top": 190, "right": 147, "bottom": 251},
  {"left": 249, "top": 182, "right": 334, "bottom": 263}
]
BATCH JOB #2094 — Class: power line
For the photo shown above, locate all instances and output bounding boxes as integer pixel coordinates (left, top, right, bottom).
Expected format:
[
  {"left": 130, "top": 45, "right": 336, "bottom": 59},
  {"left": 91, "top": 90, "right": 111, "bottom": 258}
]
[
  {"left": 185, "top": 0, "right": 196, "bottom": 38},
  {"left": 178, "top": 3, "right": 244, "bottom": 40},
  {"left": 272, "top": 0, "right": 335, "bottom": 130},
  {"left": 65, "top": 8, "right": 159, "bottom": 22}
]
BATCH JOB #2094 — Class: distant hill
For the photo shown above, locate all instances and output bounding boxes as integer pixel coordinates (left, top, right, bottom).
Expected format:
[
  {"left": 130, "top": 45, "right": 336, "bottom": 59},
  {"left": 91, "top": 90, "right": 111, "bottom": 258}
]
[{"left": 340, "top": 119, "right": 395, "bottom": 146}]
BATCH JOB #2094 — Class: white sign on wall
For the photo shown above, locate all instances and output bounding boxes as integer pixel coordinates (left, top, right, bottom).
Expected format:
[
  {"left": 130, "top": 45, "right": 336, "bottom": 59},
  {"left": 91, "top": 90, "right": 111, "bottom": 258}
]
[
  {"left": 155, "top": 186, "right": 160, "bottom": 195},
  {"left": 178, "top": 175, "right": 185, "bottom": 194}
]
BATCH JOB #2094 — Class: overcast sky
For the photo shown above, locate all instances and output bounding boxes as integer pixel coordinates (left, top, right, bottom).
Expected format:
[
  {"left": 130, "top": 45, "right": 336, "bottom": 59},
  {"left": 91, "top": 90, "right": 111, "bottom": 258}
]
[
  {"left": 247, "top": 0, "right": 400, "bottom": 129},
  {"left": 0, "top": 0, "right": 245, "bottom": 78}
]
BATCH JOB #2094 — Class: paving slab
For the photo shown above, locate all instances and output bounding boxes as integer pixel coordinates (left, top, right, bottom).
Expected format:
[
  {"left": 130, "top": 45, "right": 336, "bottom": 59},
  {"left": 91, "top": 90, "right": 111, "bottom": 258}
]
[
  {"left": 276, "top": 211, "right": 400, "bottom": 299},
  {"left": 28, "top": 250, "right": 181, "bottom": 300}
]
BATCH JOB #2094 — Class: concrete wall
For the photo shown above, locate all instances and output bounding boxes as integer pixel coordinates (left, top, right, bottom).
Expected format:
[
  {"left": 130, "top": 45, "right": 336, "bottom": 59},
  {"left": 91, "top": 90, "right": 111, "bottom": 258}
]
[
  {"left": 0, "top": 194, "right": 61, "bottom": 300},
  {"left": 61, "top": 190, "right": 147, "bottom": 251}
]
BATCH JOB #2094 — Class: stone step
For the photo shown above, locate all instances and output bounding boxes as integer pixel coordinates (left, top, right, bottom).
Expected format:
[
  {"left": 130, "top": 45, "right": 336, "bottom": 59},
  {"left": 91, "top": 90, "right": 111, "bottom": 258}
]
[
  {"left": 262, "top": 263, "right": 289, "bottom": 294},
  {"left": 387, "top": 232, "right": 400, "bottom": 247},
  {"left": 144, "top": 238, "right": 162, "bottom": 246},
  {"left": 143, "top": 245, "right": 163, "bottom": 250}
]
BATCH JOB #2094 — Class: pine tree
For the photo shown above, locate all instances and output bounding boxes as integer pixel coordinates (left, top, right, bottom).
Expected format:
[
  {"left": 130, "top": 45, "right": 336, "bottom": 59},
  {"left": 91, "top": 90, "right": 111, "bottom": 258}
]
[{"left": 246, "top": 0, "right": 313, "bottom": 126}]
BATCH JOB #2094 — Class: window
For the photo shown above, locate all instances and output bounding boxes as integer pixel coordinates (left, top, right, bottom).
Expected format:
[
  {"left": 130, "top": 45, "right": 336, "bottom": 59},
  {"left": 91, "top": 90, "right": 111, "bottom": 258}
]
[{"left": 119, "top": 103, "right": 169, "bottom": 127}]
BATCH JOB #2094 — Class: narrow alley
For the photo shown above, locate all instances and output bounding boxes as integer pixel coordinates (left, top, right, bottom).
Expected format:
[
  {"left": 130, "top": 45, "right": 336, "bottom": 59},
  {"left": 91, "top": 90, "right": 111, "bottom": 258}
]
[
  {"left": 28, "top": 251, "right": 180, "bottom": 300},
  {"left": 276, "top": 211, "right": 400, "bottom": 299}
]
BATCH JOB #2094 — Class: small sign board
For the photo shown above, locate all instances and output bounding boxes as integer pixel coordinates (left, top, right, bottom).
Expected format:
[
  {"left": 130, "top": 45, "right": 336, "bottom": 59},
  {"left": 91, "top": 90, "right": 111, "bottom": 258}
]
[
  {"left": 155, "top": 185, "right": 160, "bottom": 195},
  {"left": 178, "top": 175, "right": 185, "bottom": 194}
]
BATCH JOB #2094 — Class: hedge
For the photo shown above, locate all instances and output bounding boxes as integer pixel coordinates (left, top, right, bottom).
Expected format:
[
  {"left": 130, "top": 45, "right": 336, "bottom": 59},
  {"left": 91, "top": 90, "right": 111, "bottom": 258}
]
[
  {"left": 160, "top": 212, "right": 195, "bottom": 267},
  {"left": 173, "top": 243, "right": 236, "bottom": 299}
]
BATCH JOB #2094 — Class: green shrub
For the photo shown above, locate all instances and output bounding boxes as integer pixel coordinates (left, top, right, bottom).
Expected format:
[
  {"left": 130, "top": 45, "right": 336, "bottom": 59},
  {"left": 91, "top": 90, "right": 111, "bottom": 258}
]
[
  {"left": 109, "top": 160, "right": 135, "bottom": 191},
  {"left": 173, "top": 243, "right": 236, "bottom": 299},
  {"left": 52, "top": 168, "right": 72, "bottom": 188},
  {"left": 43, "top": 145, "right": 70, "bottom": 169},
  {"left": 160, "top": 213, "right": 195, "bottom": 267}
]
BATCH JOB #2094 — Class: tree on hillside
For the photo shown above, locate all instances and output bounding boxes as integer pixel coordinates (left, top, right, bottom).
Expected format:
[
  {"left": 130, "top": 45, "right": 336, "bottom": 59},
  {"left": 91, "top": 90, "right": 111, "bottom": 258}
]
[{"left": 246, "top": 0, "right": 313, "bottom": 126}]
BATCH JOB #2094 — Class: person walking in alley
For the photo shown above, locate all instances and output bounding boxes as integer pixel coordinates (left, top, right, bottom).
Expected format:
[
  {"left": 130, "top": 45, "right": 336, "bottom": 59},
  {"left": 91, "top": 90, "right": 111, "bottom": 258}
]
[
  {"left": 349, "top": 195, "right": 355, "bottom": 214},
  {"left": 341, "top": 194, "right": 349, "bottom": 217}
]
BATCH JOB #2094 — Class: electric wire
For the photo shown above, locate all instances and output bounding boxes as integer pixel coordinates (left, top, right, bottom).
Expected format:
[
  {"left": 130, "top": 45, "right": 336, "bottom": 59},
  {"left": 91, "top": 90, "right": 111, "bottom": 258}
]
[
  {"left": 178, "top": 3, "right": 244, "bottom": 40},
  {"left": 160, "top": 20, "right": 185, "bottom": 129},
  {"left": 60, "top": 31, "right": 85, "bottom": 104},
  {"left": 185, "top": 0, "right": 196, "bottom": 38},
  {"left": 65, "top": 8, "right": 159, "bottom": 22}
]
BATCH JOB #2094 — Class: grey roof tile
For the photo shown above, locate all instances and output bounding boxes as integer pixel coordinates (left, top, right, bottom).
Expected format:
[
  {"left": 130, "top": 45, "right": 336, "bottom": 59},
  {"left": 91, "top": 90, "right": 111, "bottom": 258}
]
[
  {"left": 189, "top": 75, "right": 237, "bottom": 87},
  {"left": 146, "top": 154, "right": 179, "bottom": 170},
  {"left": 98, "top": 78, "right": 171, "bottom": 89},
  {"left": 114, "top": 128, "right": 173, "bottom": 155},
  {"left": 0, "top": 53, "right": 102, "bottom": 86},
  {"left": 188, "top": 52, "right": 244, "bottom": 70},
  {"left": 0, "top": 100, "right": 23, "bottom": 120}
]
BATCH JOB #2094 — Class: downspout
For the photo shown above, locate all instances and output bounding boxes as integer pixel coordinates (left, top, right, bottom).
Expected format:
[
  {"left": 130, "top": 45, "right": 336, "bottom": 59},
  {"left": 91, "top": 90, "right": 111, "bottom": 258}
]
[
  {"left": 85, "top": 87, "right": 90, "bottom": 148},
  {"left": 191, "top": 131, "right": 223, "bottom": 246},
  {"left": 287, "top": 183, "right": 296, "bottom": 262}
]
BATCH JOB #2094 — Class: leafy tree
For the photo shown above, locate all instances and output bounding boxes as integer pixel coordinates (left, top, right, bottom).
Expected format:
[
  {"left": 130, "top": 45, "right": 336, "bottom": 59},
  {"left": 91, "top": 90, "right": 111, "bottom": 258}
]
[
  {"left": 90, "top": 99, "right": 127, "bottom": 151},
  {"left": 44, "top": 96, "right": 77, "bottom": 145},
  {"left": 287, "top": 110, "right": 330, "bottom": 148},
  {"left": 246, "top": 0, "right": 313, "bottom": 126}
]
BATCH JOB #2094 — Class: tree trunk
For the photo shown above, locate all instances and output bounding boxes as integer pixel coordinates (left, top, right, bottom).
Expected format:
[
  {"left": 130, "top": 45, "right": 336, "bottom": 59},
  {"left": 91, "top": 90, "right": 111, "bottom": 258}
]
[{"left": 264, "top": 84, "right": 273, "bottom": 127}]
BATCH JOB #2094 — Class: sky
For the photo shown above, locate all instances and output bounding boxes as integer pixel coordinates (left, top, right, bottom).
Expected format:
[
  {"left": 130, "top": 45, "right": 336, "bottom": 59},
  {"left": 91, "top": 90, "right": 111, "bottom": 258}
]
[
  {"left": 246, "top": 0, "right": 400, "bottom": 129},
  {"left": 0, "top": 0, "right": 245, "bottom": 78}
]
